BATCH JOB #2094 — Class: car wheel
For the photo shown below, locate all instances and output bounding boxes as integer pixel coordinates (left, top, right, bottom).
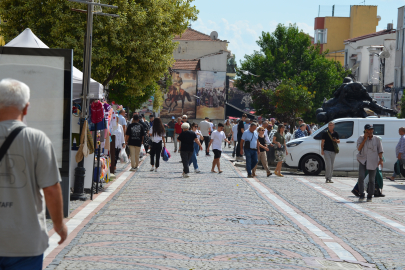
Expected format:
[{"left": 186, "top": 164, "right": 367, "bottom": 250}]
[{"left": 301, "top": 154, "right": 322, "bottom": 176}]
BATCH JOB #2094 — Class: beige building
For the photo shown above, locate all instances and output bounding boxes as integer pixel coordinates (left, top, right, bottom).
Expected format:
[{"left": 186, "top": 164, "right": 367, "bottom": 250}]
[{"left": 173, "top": 28, "right": 230, "bottom": 72}]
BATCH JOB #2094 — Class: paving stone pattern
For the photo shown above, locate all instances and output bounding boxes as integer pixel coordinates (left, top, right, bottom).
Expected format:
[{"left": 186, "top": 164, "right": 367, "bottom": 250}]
[
  {"left": 256, "top": 172, "right": 405, "bottom": 270},
  {"left": 46, "top": 143, "right": 405, "bottom": 269}
]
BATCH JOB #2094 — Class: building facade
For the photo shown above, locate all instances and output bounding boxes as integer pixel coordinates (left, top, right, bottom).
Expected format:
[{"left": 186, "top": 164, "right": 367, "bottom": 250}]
[
  {"left": 344, "top": 28, "right": 396, "bottom": 90},
  {"left": 314, "top": 5, "right": 380, "bottom": 65}
]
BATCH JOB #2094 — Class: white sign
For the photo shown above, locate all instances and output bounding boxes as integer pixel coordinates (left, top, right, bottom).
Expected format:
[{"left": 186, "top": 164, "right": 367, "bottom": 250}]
[{"left": 370, "top": 93, "right": 391, "bottom": 109}]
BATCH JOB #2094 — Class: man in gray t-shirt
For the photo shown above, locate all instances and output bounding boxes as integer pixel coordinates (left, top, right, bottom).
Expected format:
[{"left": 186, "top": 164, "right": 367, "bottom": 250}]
[{"left": 0, "top": 79, "right": 67, "bottom": 269}]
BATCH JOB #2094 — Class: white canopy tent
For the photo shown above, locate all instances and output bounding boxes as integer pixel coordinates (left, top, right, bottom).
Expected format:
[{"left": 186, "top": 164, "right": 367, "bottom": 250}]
[{"left": 5, "top": 28, "right": 104, "bottom": 99}]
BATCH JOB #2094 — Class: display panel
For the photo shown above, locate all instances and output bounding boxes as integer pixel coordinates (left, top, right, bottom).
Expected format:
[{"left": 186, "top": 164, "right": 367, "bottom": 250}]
[
  {"left": 161, "top": 70, "right": 196, "bottom": 118},
  {"left": 0, "top": 47, "right": 72, "bottom": 174},
  {"left": 196, "top": 71, "right": 226, "bottom": 119}
]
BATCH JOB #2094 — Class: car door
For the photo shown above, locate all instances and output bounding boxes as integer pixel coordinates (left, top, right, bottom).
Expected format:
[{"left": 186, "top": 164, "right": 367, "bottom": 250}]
[{"left": 332, "top": 120, "right": 358, "bottom": 171}]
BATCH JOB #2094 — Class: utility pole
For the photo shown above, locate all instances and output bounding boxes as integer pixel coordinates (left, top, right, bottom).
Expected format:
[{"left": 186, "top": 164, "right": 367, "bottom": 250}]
[{"left": 70, "top": 0, "right": 119, "bottom": 201}]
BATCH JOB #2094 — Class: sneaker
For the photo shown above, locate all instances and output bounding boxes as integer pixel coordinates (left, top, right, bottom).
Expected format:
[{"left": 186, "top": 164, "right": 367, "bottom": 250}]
[
  {"left": 130, "top": 167, "right": 137, "bottom": 171},
  {"left": 183, "top": 173, "right": 189, "bottom": 178},
  {"left": 359, "top": 194, "right": 365, "bottom": 201},
  {"left": 325, "top": 179, "right": 329, "bottom": 183},
  {"left": 329, "top": 180, "right": 334, "bottom": 183},
  {"left": 247, "top": 175, "right": 254, "bottom": 178},
  {"left": 195, "top": 169, "right": 201, "bottom": 173},
  {"left": 367, "top": 197, "right": 372, "bottom": 202},
  {"left": 155, "top": 168, "right": 158, "bottom": 172},
  {"left": 228, "top": 145, "right": 231, "bottom": 148},
  {"left": 150, "top": 168, "right": 154, "bottom": 171}
]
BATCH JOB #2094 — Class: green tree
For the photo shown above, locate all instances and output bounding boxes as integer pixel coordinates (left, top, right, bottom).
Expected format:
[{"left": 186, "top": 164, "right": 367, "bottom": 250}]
[
  {"left": 268, "top": 80, "right": 314, "bottom": 129},
  {"left": 0, "top": 0, "right": 198, "bottom": 98},
  {"left": 236, "top": 23, "right": 350, "bottom": 123}
]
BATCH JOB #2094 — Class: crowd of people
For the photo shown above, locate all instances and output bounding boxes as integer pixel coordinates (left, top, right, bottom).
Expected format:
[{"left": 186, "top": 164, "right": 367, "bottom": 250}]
[{"left": 106, "top": 110, "right": 405, "bottom": 201}]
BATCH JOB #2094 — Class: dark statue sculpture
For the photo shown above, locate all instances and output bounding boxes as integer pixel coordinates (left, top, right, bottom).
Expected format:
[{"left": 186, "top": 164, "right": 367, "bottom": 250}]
[{"left": 316, "top": 77, "right": 397, "bottom": 123}]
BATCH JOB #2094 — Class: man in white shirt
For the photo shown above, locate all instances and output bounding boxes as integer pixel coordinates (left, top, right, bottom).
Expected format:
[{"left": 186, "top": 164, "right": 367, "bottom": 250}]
[
  {"left": 231, "top": 120, "right": 239, "bottom": 157},
  {"left": 209, "top": 123, "right": 230, "bottom": 173},
  {"left": 199, "top": 117, "right": 212, "bottom": 156}
]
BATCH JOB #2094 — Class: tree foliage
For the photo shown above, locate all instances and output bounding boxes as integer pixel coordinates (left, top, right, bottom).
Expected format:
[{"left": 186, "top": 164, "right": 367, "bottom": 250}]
[
  {"left": 269, "top": 80, "right": 314, "bottom": 122},
  {"left": 0, "top": 0, "right": 198, "bottom": 100},
  {"left": 236, "top": 23, "right": 350, "bottom": 122}
]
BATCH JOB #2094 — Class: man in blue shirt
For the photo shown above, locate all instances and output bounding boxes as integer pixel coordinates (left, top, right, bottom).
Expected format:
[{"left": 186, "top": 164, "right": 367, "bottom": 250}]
[
  {"left": 240, "top": 122, "right": 259, "bottom": 178},
  {"left": 149, "top": 114, "right": 154, "bottom": 128}
]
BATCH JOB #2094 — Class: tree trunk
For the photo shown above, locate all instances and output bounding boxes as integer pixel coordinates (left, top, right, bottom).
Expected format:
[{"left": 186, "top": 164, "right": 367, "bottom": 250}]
[{"left": 103, "top": 66, "right": 122, "bottom": 87}]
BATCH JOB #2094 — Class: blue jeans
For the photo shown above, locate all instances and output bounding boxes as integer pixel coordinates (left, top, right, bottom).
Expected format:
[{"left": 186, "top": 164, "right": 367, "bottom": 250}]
[
  {"left": 188, "top": 142, "right": 199, "bottom": 170},
  {"left": 245, "top": 148, "right": 258, "bottom": 176},
  {"left": 0, "top": 254, "right": 43, "bottom": 270}
]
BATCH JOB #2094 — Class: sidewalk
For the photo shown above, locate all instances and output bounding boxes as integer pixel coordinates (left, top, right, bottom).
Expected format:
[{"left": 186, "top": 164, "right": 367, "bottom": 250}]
[{"left": 43, "top": 142, "right": 405, "bottom": 269}]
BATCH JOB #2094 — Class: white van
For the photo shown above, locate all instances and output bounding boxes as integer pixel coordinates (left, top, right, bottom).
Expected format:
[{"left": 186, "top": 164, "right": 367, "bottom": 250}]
[{"left": 285, "top": 117, "right": 404, "bottom": 175}]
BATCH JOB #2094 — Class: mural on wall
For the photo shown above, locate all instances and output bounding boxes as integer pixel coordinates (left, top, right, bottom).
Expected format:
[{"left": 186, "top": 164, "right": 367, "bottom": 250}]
[
  {"left": 228, "top": 79, "right": 253, "bottom": 111},
  {"left": 161, "top": 70, "right": 196, "bottom": 118},
  {"left": 196, "top": 71, "right": 226, "bottom": 119}
]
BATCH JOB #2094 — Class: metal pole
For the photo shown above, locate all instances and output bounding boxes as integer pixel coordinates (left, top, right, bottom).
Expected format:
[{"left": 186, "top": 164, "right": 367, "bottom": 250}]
[{"left": 71, "top": 0, "right": 94, "bottom": 201}]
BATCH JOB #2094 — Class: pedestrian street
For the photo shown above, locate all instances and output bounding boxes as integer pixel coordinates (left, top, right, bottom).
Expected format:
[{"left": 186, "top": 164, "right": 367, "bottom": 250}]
[{"left": 44, "top": 143, "right": 405, "bottom": 270}]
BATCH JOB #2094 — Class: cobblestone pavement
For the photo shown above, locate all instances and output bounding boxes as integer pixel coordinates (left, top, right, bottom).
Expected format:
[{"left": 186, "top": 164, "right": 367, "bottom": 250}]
[{"left": 44, "top": 143, "right": 405, "bottom": 269}]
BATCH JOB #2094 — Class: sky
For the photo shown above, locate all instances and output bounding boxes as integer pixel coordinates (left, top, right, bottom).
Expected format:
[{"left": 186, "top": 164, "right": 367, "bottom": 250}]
[{"left": 191, "top": 0, "right": 405, "bottom": 64}]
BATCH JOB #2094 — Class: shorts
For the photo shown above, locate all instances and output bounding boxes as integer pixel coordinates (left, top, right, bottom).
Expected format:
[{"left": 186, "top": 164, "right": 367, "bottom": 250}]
[{"left": 213, "top": 149, "right": 222, "bottom": 159}]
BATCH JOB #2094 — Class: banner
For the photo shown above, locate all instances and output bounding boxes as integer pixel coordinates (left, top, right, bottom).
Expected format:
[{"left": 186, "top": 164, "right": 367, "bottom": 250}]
[
  {"left": 228, "top": 80, "right": 253, "bottom": 111},
  {"left": 196, "top": 71, "right": 226, "bottom": 119},
  {"left": 161, "top": 70, "right": 196, "bottom": 118},
  {"left": 370, "top": 93, "right": 392, "bottom": 115}
]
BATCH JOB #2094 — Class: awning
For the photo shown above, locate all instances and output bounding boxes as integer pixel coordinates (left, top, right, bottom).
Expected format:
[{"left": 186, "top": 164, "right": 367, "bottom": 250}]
[{"left": 5, "top": 28, "right": 104, "bottom": 100}]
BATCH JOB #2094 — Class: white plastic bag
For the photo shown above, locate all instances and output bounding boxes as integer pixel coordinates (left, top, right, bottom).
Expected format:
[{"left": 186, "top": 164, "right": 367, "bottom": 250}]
[
  {"left": 119, "top": 148, "right": 128, "bottom": 163},
  {"left": 139, "top": 145, "right": 146, "bottom": 158}
]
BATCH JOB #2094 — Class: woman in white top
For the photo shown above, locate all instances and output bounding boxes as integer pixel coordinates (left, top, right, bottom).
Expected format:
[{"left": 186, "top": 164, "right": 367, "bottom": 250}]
[
  {"left": 149, "top": 118, "right": 166, "bottom": 172},
  {"left": 111, "top": 121, "right": 125, "bottom": 171}
]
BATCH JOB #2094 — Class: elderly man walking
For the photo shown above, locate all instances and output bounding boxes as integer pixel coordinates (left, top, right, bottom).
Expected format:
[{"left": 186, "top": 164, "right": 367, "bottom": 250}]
[
  {"left": 357, "top": 124, "right": 384, "bottom": 202},
  {"left": 321, "top": 122, "right": 340, "bottom": 183},
  {"left": 240, "top": 122, "right": 259, "bottom": 178},
  {"left": 0, "top": 79, "right": 67, "bottom": 269},
  {"left": 178, "top": 123, "right": 203, "bottom": 178}
]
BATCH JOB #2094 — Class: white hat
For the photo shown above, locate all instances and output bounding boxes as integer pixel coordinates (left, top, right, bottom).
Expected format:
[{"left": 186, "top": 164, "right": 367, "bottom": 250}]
[
  {"left": 181, "top": 123, "right": 190, "bottom": 129},
  {"left": 182, "top": 115, "right": 188, "bottom": 118}
]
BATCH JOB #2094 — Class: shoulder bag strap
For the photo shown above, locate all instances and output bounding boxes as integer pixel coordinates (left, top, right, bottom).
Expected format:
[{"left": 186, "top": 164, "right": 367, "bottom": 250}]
[{"left": 0, "top": 126, "right": 25, "bottom": 163}]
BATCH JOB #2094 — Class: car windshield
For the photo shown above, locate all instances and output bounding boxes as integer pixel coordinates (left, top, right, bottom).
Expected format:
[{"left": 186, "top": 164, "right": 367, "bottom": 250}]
[{"left": 310, "top": 123, "right": 328, "bottom": 137}]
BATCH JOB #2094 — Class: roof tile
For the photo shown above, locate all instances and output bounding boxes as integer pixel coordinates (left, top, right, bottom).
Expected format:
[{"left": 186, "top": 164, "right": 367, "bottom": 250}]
[
  {"left": 174, "top": 28, "right": 225, "bottom": 42},
  {"left": 172, "top": 59, "right": 200, "bottom": 71},
  {"left": 344, "top": 29, "right": 396, "bottom": 43}
]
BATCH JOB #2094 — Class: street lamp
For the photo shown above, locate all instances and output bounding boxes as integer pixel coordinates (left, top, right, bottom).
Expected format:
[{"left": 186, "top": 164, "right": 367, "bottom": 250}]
[{"left": 70, "top": 0, "right": 119, "bottom": 201}]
